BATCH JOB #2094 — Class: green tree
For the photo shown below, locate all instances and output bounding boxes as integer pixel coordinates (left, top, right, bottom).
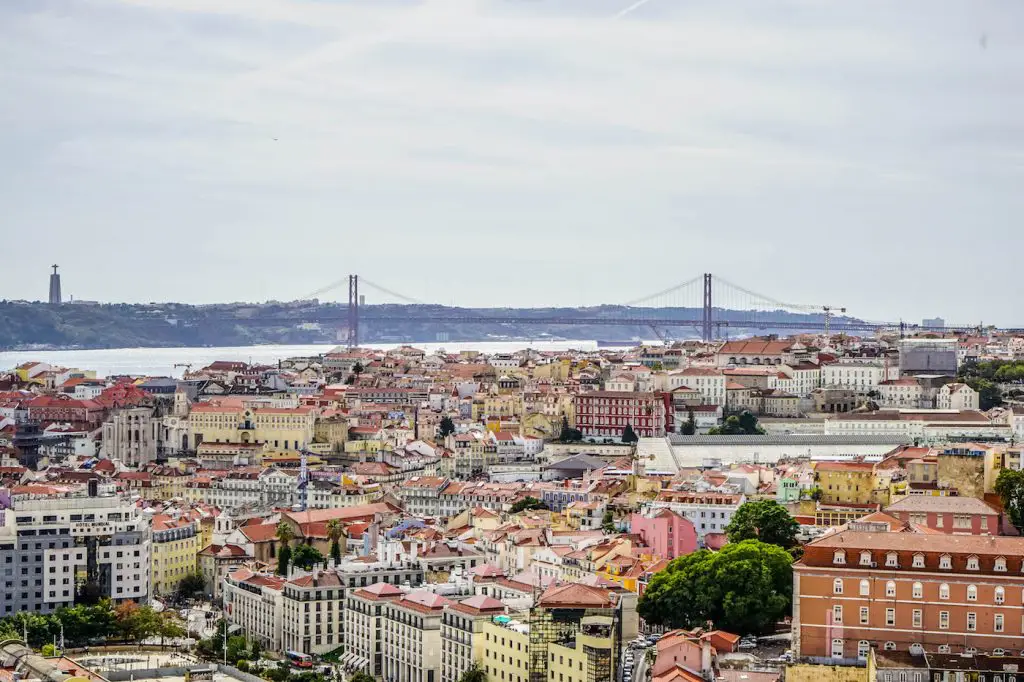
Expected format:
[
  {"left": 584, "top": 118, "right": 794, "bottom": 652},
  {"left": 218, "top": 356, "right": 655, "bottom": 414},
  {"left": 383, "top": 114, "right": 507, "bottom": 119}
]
[
  {"left": 326, "top": 519, "right": 343, "bottom": 566},
  {"left": 438, "top": 416, "right": 456, "bottom": 438},
  {"left": 113, "top": 601, "right": 163, "bottom": 642},
  {"left": 638, "top": 540, "right": 792, "bottom": 634},
  {"left": 725, "top": 500, "right": 799, "bottom": 549},
  {"left": 276, "top": 522, "right": 295, "bottom": 576},
  {"left": 226, "top": 635, "right": 249, "bottom": 662},
  {"left": 178, "top": 571, "right": 207, "bottom": 598},
  {"left": 601, "top": 510, "right": 616, "bottom": 534},
  {"left": 291, "top": 544, "right": 325, "bottom": 571},
  {"left": 352, "top": 362, "right": 364, "bottom": 375},
  {"left": 42, "top": 643, "right": 58, "bottom": 657},
  {"left": 458, "top": 663, "right": 488, "bottom": 682},
  {"left": 964, "top": 377, "right": 1003, "bottom": 410},
  {"left": 995, "top": 468, "right": 1024, "bottom": 533},
  {"left": 681, "top": 410, "right": 696, "bottom": 436},
  {"left": 621, "top": 424, "right": 639, "bottom": 443},
  {"left": 349, "top": 674, "right": 376, "bottom": 682},
  {"left": 708, "top": 411, "right": 765, "bottom": 435},
  {"left": 559, "top": 415, "right": 583, "bottom": 442},
  {"left": 510, "top": 497, "right": 548, "bottom": 513}
]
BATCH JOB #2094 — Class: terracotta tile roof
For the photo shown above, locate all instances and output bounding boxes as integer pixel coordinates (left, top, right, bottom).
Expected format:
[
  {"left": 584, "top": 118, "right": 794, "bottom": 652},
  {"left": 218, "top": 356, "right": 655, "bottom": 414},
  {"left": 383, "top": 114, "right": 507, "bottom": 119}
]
[
  {"left": 392, "top": 590, "right": 453, "bottom": 614},
  {"left": 537, "top": 583, "right": 615, "bottom": 608},
  {"left": 352, "top": 582, "right": 405, "bottom": 601}
]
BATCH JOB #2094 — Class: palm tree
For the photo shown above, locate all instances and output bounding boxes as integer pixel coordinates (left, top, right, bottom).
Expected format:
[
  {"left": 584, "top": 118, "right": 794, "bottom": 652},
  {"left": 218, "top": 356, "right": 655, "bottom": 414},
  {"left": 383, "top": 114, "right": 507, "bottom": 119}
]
[
  {"left": 326, "top": 519, "right": 343, "bottom": 566},
  {"left": 276, "top": 522, "right": 294, "bottom": 576}
]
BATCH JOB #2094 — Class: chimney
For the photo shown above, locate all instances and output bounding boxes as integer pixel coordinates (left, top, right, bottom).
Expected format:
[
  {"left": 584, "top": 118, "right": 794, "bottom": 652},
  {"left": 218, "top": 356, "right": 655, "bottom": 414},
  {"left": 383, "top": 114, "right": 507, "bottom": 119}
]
[{"left": 700, "top": 639, "right": 713, "bottom": 679}]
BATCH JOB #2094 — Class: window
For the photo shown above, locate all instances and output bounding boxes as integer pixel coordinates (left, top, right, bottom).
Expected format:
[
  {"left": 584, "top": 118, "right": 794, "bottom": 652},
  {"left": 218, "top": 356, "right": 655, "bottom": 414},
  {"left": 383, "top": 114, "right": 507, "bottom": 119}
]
[
  {"left": 884, "top": 642, "right": 896, "bottom": 651},
  {"left": 886, "top": 581, "right": 896, "bottom": 597},
  {"left": 859, "top": 551, "right": 871, "bottom": 566},
  {"left": 833, "top": 579, "right": 844, "bottom": 595},
  {"left": 995, "top": 557, "right": 1007, "bottom": 572},
  {"left": 857, "top": 640, "right": 870, "bottom": 660},
  {"left": 886, "top": 552, "right": 899, "bottom": 568},
  {"left": 996, "top": 587, "right": 1005, "bottom": 604},
  {"left": 995, "top": 614, "right": 1004, "bottom": 632},
  {"left": 939, "top": 611, "right": 949, "bottom": 629},
  {"left": 833, "top": 550, "right": 846, "bottom": 565},
  {"left": 968, "top": 585, "right": 978, "bottom": 601},
  {"left": 912, "top": 582, "right": 923, "bottom": 599},
  {"left": 938, "top": 645, "right": 951, "bottom": 654},
  {"left": 967, "top": 555, "right": 980, "bottom": 571},
  {"left": 860, "top": 580, "right": 871, "bottom": 597},
  {"left": 831, "top": 639, "right": 844, "bottom": 659},
  {"left": 833, "top": 605, "right": 843, "bottom": 624},
  {"left": 939, "top": 554, "right": 952, "bottom": 570},
  {"left": 860, "top": 607, "right": 869, "bottom": 625},
  {"left": 913, "top": 609, "right": 922, "bottom": 628},
  {"left": 912, "top": 553, "right": 925, "bottom": 568},
  {"left": 968, "top": 612, "right": 977, "bottom": 631},
  {"left": 886, "top": 608, "right": 896, "bottom": 626},
  {"left": 939, "top": 583, "right": 950, "bottom": 600}
]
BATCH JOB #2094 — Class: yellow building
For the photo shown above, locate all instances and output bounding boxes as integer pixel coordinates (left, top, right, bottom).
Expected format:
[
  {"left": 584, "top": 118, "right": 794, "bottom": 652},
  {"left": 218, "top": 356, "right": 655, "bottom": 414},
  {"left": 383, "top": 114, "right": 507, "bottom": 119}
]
[
  {"left": 548, "top": 615, "right": 616, "bottom": 682},
  {"left": 189, "top": 401, "right": 315, "bottom": 452},
  {"left": 814, "top": 461, "right": 877, "bottom": 505},
  {"left": 472, "top": 394, "right": 523, "bottom": 421},
  {"left": 150, "top": 513, "right": 201, "bottom": 596},
  {"left": 480, "top": 617, "right": 532, "bottom": 682}
]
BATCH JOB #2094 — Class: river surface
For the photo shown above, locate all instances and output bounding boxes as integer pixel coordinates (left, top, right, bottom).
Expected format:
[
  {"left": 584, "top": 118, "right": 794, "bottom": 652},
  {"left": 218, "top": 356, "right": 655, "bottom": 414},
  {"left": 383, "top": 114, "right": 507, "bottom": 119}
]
[{"left": 0, "top": 341, "right": 615, "bottom": 377}]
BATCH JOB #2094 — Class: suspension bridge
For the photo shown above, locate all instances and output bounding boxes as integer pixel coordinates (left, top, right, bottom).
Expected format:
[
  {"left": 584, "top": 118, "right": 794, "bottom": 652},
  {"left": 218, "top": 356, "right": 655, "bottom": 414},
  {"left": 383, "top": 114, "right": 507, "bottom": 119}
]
[{"left": 213, "top": 273, "right": 984, "bottom": 347}]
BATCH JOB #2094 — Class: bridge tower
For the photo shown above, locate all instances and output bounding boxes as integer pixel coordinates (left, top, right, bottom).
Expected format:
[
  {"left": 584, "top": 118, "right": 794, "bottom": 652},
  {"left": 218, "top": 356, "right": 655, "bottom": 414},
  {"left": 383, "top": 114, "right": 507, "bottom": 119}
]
[
  {"left": 701, "top": 273, "right": 713, "bottom": 343},
  {"left": 347, "top": 274, "right": 359, "bottom": 348}
]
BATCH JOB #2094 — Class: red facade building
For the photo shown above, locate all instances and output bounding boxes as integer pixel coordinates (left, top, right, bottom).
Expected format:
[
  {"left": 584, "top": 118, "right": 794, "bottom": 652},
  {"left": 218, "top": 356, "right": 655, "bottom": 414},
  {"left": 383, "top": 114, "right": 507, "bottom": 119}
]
[
  {"left": 573, "top": 391, "right": 667, "bottom": 438},
  {"left": 794, "top": 530, "right": 1024, "bottom": 661}
]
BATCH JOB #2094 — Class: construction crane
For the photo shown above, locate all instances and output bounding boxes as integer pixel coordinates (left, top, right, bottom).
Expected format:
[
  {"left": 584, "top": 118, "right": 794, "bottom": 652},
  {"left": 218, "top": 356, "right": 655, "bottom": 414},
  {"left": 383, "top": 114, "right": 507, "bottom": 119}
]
[
  {"left": 173, "top": 363, "right": 193, "bottom": 376},
  {"left": 820, "top": 306, "right": 847, "bottom": 337}
]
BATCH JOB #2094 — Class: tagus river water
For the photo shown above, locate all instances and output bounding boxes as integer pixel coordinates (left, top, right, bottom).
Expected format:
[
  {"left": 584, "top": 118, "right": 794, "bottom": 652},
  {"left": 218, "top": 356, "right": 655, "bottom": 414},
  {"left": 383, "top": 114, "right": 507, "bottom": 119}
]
[{"left": 0, "top": 341, "right": 610, "bottom": 378}]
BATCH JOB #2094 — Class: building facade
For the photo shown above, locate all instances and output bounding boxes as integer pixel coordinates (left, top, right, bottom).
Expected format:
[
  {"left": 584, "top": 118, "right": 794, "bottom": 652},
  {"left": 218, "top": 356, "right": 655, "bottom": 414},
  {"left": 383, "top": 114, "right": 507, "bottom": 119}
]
[{"left": 794, "top": 530, "right": 1024, "bottom": 661}]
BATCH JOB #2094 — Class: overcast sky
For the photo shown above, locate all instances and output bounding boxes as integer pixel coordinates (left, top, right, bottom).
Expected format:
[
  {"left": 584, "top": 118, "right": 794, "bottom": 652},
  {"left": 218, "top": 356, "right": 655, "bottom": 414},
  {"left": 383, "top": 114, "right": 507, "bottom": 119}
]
[{"left": 1, "top": 0, "right": 1022, "bottom": 324}]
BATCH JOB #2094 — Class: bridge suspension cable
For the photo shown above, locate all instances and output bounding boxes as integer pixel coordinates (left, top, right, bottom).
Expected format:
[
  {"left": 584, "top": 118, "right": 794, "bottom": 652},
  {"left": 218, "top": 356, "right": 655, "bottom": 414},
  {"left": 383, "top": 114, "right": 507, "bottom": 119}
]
[
  {"left": 622, "top": 275, "right": 704, "bottom": 307},
  {"left": 358, "top": 278, "right": 424, "bottom": 305}
]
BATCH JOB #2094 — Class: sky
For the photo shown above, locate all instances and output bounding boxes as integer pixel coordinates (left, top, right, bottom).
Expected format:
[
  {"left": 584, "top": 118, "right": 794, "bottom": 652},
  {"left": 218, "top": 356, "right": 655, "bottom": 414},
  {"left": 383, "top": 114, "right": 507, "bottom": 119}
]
[{"left": 1, "top": 0, "right": 1023, "bottom": 324}]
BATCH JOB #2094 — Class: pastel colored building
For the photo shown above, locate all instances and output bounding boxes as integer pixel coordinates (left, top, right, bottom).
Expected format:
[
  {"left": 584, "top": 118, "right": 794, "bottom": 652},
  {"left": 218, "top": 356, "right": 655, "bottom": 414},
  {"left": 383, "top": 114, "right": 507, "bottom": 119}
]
[{"left": 630, "top": 509, "right": 698, "bottom": 560}]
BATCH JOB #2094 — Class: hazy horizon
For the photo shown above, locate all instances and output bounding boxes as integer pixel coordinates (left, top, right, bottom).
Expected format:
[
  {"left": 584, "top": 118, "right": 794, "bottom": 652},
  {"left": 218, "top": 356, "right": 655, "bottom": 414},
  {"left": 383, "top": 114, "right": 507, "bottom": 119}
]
[{"left": 2, "top": 0, "right": 1022, "bottom": 323}]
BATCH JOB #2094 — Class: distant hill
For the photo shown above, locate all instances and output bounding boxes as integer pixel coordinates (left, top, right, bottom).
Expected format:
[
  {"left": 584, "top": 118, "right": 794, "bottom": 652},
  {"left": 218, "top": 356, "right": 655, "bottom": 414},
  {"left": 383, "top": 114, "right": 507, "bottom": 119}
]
[{"left": 0, "top": 300, "right": 860, "bottom": 350}]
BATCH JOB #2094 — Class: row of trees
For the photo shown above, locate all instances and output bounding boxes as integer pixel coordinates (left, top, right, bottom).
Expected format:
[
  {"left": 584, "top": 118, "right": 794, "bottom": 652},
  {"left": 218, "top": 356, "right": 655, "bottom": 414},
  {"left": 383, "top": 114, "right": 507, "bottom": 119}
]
[
  {"left": 995, "top": 468, "right": 1024, "bottom": 533},
  {"left": 274, "top": 522, "right": 342, "bottom": 576},
  {"left": 958, "top": 360, "right": 1016, "bottom": 410},
  {"left": 0, "top": 600, "right": 184, "bottom": 649}
]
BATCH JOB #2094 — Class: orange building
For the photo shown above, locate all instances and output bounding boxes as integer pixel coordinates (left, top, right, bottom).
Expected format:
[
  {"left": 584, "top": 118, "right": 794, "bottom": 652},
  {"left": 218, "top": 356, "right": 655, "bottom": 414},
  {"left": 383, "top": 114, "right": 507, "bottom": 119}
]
[{"left": 794, "top": 530, "right": 1024, "bottom": 660}]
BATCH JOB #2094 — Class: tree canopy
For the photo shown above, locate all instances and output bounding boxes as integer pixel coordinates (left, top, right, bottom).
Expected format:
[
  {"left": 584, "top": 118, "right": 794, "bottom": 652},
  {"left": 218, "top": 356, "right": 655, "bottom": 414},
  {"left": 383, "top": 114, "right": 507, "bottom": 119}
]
[
  {"left": 438, "top": 416, "right": 456, "bottom": 438},
  {"left": 178, "top": 571, "right": 207, "bottom": 598},
  {"left": 458, "top": 663, "right": 488, "bottom": 682},
  {"left": 995, "top": 468, "right": 1024, "bottom": 533},
  {"left": 707, "top": 411, "right": 765, "bottom": 436},
  {"left": 725, "top": 500, "right": 799, "bottom": 549},
  {"left": 291, "top": 544, "right": 326, "bottom": 571},
  {"left": 560, "top": 416, "right": 583, "bottom": 442},
  {"left": 638, "top": 540, "right": 793, "bottom": 634},
  {"left": 510, "top": 497, "right": 549, "bottom": 513},
  {"left": 681, "top": 410, "right": 696, "bottom": 436},
  {"left": 326, "top": 519, "right": 343, "bottom": 566},
  {"left": 621, "top": 424, "right": 639, "bottom": 443}
]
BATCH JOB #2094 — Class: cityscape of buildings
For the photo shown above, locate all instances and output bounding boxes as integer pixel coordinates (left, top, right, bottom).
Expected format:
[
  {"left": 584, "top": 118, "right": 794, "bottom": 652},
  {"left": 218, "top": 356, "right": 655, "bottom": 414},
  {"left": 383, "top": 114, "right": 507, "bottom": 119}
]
[{"left": 2, "top": 329, "right": 1024, "bottom": 682}]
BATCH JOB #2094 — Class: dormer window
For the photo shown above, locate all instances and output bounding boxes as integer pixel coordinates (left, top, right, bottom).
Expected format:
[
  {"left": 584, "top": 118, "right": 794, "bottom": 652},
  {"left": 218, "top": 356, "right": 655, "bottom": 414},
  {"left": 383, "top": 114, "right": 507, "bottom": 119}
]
[
  {"left": 967, "top": 555, "right": 979, "bottom": 571},
  {"left": 834, "top": 550, "right": 847, "bottom": 565},
  {"left": 912, "top": 553, "right": 925, "bottom": 568},
  {"left": 939, "top": 554, "right": 952, "bottom": 570},
  {"left": 995, "top": 557, "right": 1007, "bottom": 572},
  {"left": 885, "top": 552, "right": 899, "bottom": 568},
  {"left": 860, "top": 551, "right": 872, "bottom": 566}
]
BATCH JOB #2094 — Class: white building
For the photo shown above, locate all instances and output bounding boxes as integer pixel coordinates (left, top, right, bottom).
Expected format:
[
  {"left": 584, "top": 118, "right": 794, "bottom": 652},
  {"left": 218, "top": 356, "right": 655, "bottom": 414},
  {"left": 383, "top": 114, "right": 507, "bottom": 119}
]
[
  {"left": 343, "top": 582, "right": 406, "bottom": 676},
  {"left": 823, "top": 409, "right": 1009, "bottom": 443},
  {"left": 645, "top": 491, "right": 745, "bottom": 543},
  {"left": 667, "top": 368, "right": 726, "bottom": 407},
  {"left": 936, "top": 382, "right": 980, "bottom": 411},
  {"left": 381, "top": 591, "right": 452, "bottom": 682},
  {"left": 877, "top": 378, "right": 923, "bottom": 408},
  {"left": 222, "top": 568, "right": 286, "bottom": 651},
  {"left": 821, "top": 360, "right": 888, "bottom": 393},
  {"left": 1, "top": 490, "right": 150, "bottom": 615}
]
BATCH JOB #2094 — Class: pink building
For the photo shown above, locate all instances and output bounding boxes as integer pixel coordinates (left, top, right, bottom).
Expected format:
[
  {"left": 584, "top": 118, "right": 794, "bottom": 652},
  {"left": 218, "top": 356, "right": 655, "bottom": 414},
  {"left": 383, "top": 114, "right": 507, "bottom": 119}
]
[
  {"left": 630, "top": 509, "right": 698, "bottom": 559},
  {"left": 884, "top": 495, "right": 1001, "bottom": 534}
]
